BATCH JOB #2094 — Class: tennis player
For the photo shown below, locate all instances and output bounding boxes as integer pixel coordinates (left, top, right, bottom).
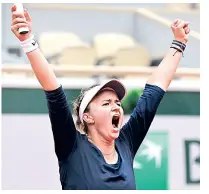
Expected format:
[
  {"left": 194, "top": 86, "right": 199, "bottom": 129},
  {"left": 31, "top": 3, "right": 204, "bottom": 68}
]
[{"left": 11, "top": 5, "right": 190, "bottom": 190}]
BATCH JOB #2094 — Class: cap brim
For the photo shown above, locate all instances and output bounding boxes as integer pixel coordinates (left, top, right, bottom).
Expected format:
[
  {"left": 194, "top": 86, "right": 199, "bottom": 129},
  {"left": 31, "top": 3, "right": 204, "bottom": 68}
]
[{"left": 99, "top": 79, "right": 127, "bottom": 101}]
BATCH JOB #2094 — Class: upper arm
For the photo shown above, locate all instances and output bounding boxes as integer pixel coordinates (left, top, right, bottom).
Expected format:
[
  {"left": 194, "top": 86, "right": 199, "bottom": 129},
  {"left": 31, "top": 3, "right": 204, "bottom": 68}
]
[
  {"left": 120, "top": 84, "right": 165, "bottom": 156},
  {"left": 45, "top": 86, "right": 77, "bottom": 161}
]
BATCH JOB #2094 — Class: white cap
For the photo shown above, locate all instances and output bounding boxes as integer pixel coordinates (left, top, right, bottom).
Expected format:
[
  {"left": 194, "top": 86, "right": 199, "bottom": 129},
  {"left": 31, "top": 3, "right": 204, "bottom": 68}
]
[{"left": 79, "top": 79, "right": 127, "bottom": 124}]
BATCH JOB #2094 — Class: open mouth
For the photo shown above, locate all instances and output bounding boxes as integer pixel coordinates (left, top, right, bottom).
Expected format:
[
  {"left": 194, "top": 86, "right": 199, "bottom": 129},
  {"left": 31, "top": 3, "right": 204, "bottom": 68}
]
[{"left": 112, "top": 115, "right": 120, "bottom": 129}]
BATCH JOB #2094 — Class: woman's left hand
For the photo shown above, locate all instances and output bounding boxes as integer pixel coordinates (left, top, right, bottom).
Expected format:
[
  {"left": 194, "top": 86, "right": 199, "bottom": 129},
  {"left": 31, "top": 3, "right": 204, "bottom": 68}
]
[{"left": 171, "top": 19, "right": 190, "bottom": 44}]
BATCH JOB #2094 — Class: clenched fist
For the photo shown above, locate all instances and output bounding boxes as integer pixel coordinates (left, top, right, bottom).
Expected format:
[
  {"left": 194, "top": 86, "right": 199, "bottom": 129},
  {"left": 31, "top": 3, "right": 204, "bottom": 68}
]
[
  {"left": 171, "top": 19, "right": 190, "bottom": 44},
  {"left": 11, "top": 4, "right": 33, "bottom": 41}
]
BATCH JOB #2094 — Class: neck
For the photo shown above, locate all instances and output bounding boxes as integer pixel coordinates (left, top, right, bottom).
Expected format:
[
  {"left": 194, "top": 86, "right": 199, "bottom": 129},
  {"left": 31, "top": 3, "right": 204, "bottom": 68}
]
[
  {"left": 88, "top": 135, "right": 118, "bottom": 164},
  {"left": 87, "top": 133, "right": 115, "bottom": 155},
  {"left": 87, "top": 127, "right": 118, "bottom": 164}
]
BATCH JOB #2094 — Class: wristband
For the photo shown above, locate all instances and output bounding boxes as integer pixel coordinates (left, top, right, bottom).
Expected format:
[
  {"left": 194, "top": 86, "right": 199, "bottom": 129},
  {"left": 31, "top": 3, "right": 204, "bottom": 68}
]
[
  {"left": 20, "top": 35, "right": 39, "bottom": 53},
  {"left": 172, "top": 40, "right": 186, "bottom": 51},
  {"left": 170, "top": 44, "right": 183, "bottom": 52},
  {"left": 170, "top": 46, "right": 184, "bottom": 57}
]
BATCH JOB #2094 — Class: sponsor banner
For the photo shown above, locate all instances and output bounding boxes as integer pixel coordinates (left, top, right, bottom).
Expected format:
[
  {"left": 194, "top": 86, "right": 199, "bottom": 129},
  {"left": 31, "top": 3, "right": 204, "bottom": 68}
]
[
  {"left": 124, "top": 116, "right": 200, "bottom": 190},
  {"left": 134, "top": 132, "right": 168, "bottom": 190}
]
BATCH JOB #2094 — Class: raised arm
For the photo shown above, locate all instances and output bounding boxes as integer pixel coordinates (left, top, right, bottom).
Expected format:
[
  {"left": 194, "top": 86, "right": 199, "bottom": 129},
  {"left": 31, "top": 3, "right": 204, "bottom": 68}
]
[
  {"left": 147, "top": 19, "right": 190, "bottom": 91},
  {"left": 120, "top": 19, "right": 190, "bottom": 156},
  {"left": 11, "top": 5, "right": 77, "bottom": 161},
  {"left": 11, "top": 5, "right": 59, "bottom": 91}
]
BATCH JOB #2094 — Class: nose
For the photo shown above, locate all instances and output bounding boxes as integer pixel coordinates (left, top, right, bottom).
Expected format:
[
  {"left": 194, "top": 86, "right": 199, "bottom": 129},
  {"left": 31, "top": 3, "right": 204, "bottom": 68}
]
[{"left": 111, "top": 106, "right": 120, "bottom": 113}]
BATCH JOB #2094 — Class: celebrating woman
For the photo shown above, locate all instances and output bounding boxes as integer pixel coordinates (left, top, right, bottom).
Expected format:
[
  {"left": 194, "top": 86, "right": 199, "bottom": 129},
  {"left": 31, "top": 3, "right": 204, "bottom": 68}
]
[{"left": 11, "top": 4, "right": 190, "bottom": 190}]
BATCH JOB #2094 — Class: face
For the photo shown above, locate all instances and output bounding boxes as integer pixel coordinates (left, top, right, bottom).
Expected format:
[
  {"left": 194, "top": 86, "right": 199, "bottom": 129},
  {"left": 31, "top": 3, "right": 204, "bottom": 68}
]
[{"left": 85, "top": 89, "right": 124, "bottom": 141}]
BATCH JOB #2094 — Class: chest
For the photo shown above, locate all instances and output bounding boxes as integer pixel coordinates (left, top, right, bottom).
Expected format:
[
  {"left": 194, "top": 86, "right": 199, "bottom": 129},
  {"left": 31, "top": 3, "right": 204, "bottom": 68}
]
[{"left": 61, "top": 141, "right": 136, "bottom": 190}]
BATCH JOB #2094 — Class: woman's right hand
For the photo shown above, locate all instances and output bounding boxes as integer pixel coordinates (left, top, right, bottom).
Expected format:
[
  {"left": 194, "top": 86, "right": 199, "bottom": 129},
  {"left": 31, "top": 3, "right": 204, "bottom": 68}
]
[{"left": 11, "top": 4, "right": 33, "bottom": 42}]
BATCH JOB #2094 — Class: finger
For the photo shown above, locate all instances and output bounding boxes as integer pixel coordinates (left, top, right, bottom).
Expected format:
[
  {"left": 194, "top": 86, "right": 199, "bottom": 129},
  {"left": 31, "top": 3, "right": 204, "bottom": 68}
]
[
  {"left": 11, "top": 4, "right": 16, "bottom": 13},
  {"left": 11, "top": 17, "right": 27, "bottom": 26},
  {"left": 171, "top": 19, "right": 179, "bottom": 28},
  {"left": 11, "top": 23, "right": 28, "bottom": 32},
  {"left": 12, "top": 12, "right": 25, "bottom": 21},
  {"left": 11, "top": 25, "right": 18, "bottom": 33},
  {"left": 176, "top": 20, "right": 185, "bottom": 28},
  {"left": 177, "top": 20, "right": 190, "bottom": 29},
  {"left": 175, "top": 19, "right": 182, "bottom": 27},
  {"left": 185, "top": 28, "right": 190, "bottom": 34},
  {"left": 184, "top": 27, "right": 189, "bottom": 34},
  {"left": 24, "top": 9, "right": 32, "bottom": 22},
  {"left": 183, "top": 22, "right": 190, "bottom": 33},
  {"left": 175, "top": 20, "right": 181, "bottom": 27},
  {"left": 173, "top": 19, "right": 178, "bottom": 26},
  {"left": 171, "top": 19, "right": 182, "bottom": 29},
  {"left": 184, "top": 24, "right": 189, "bottom": 30},
  {"left": 183, "top": 21, "right": 190, "bottom": 28}
]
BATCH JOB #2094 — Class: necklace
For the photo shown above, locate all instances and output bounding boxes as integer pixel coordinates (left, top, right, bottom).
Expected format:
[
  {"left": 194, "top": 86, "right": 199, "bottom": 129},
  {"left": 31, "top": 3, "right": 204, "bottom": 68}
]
[
  {"left": 87, "top": 136, "right": 118, "bottom": 160},
  {"left": 102, "top": 149, "right": 118, "bottom": 164},
  {"left": 102, "top": 150, "right": 115, "bottom": 156}
]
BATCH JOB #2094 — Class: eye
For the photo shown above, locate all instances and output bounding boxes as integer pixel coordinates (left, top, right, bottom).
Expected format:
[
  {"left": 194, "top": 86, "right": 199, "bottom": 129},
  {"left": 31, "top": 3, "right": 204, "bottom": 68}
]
[
  {"left": 103, "top": 102, "right": 109, "bottom": 106},
  {"left": 117, "top": 103, "right": 121, "bottom": 107}
]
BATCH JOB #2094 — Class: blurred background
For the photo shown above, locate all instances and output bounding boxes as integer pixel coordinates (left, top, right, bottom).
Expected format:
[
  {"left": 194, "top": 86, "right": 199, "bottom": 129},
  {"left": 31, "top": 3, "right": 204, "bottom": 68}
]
[{"left": 1, "top": 3, "right": 200, "bottom": 190}]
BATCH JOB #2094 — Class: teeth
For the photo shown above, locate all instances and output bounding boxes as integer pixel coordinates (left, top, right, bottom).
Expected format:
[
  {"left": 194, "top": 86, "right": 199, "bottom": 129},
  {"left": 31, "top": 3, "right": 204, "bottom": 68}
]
[
  {"left": 113, "top": 127, "right": 119, "bottom": 131},
  {"left": 113, "top": 124, "right": 119, "bottom": 130}
]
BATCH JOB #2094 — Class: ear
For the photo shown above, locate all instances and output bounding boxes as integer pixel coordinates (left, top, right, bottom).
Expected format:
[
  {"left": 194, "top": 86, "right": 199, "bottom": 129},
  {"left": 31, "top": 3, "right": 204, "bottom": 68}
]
[{"left": 83, "top": 113, "right": 95, "bottom": 124}]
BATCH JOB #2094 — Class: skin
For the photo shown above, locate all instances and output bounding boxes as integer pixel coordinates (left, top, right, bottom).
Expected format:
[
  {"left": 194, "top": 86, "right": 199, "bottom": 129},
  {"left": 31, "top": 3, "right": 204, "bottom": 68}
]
[
  {"left": 10, "top": 4, "right": 190, "bottom": 163},
  {"left": 83, "top": 88, "right": 123, "bottom": 163}
]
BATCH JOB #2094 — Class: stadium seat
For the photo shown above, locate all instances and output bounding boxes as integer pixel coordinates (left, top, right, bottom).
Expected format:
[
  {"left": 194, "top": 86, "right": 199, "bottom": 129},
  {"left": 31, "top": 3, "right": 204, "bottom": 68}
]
[
  {"left": 93, "top": 33, "right": 136, "bottom": 62},
  {"left": 39, "top": 32, "right": 88, "bottom": 59},
  {"left": 57, "top": 45, "right": 97, "bottom": 77},
  {"left": 57, "top": 45, "right": 96, "bottom": 66},
  {"left": 114, "top": 45, "right": 151, "bottom": 67}
]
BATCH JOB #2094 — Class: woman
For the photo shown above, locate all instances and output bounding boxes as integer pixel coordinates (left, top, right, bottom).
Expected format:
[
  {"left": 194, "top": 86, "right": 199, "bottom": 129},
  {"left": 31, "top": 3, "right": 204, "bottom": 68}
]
[{"left": 11, "top": 5, "right": 190, "bottom": 190}]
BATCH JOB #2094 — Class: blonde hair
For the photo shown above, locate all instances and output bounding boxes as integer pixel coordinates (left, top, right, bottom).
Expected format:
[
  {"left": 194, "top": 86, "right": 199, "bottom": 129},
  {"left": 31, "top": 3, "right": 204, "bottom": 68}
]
[{"left": 73, "top": 84, "right": 99, "bottom": 134}]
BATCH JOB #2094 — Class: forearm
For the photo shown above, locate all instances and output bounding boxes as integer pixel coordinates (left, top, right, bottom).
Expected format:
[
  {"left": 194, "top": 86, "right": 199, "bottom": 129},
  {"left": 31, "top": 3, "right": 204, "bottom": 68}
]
[
  {"left": 147, "top": 47, "right": 183, "bottom": 91},
  {"left": 26, "top": 48, "right": 60, "bottom": 91}
]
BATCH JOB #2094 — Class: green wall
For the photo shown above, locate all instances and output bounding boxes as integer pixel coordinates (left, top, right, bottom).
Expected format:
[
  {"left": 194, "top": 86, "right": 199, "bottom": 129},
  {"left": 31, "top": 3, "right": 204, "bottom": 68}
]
[{"left": 2, "top": 88, "right": 200, "bottom": 115}]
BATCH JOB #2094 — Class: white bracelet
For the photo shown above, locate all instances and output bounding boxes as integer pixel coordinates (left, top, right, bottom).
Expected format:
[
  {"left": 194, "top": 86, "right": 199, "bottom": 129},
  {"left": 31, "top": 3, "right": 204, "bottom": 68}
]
[{"left": 20, "top": 35, "right": 39, "bottom": 53}]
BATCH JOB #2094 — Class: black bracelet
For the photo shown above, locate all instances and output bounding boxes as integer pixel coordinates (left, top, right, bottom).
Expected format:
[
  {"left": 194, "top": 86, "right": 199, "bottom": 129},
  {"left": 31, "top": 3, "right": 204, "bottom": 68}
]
[
  {"left": 173, "top": 40, "right": 186, "bottom": 47},
  {"left": 170, "top": 44, "right": 183, "bottom": 52},
  {"left": 172, "top": 40, "right": 186, "bottom": 51},
  {"left": 170, "top": 46, "right": 184, "bottom": 57}
]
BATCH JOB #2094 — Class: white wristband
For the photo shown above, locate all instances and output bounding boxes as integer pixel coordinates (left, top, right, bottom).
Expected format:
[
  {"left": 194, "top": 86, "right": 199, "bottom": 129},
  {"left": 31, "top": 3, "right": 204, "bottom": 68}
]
[{"left": 20, "top": 35, "right": 39, "bottom": 53}]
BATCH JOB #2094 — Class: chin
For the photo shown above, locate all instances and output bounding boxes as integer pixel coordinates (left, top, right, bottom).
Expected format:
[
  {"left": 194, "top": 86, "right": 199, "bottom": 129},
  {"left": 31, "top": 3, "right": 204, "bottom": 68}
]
[{"left": 109, "top": 129, "right": 120, "bottom": 140}]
